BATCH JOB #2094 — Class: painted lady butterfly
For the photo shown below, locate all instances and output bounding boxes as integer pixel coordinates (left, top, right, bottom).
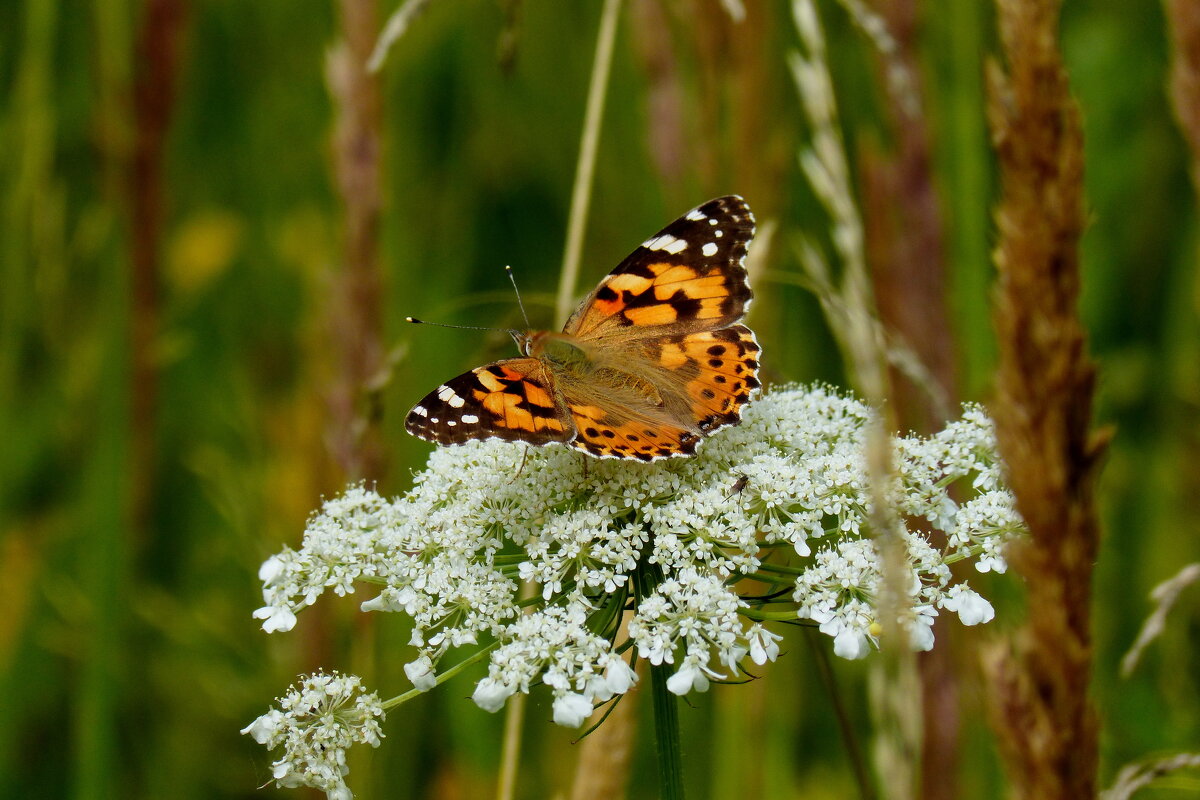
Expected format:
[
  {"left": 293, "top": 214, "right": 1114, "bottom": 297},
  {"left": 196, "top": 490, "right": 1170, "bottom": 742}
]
[{"left": 405, "top": 195, "right": 761, "bottom": 461}]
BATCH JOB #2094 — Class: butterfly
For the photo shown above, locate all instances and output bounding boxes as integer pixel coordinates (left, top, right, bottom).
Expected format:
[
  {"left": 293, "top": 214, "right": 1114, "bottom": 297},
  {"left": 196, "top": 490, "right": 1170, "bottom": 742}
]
[{"left": 405, "top": 195, "right": 761, "bottom": 461}]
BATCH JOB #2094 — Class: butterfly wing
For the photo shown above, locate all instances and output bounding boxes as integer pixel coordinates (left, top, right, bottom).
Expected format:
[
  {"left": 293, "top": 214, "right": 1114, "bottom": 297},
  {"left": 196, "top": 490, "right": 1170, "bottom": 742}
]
[
  {"left": 565, "top": 399, "right": 704, "bottom": 461},
  {"left": 555, "top": 196, "right": 761, "bottom": 459},
  {"left": 563, "top": 195, "right": 755, "bottom": 341},
  {"left": 559, "top": 324, "right": 761, "bottom": 460},
  {"left": 405, "top": 358, "right": 575, "bottom": 447}
]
